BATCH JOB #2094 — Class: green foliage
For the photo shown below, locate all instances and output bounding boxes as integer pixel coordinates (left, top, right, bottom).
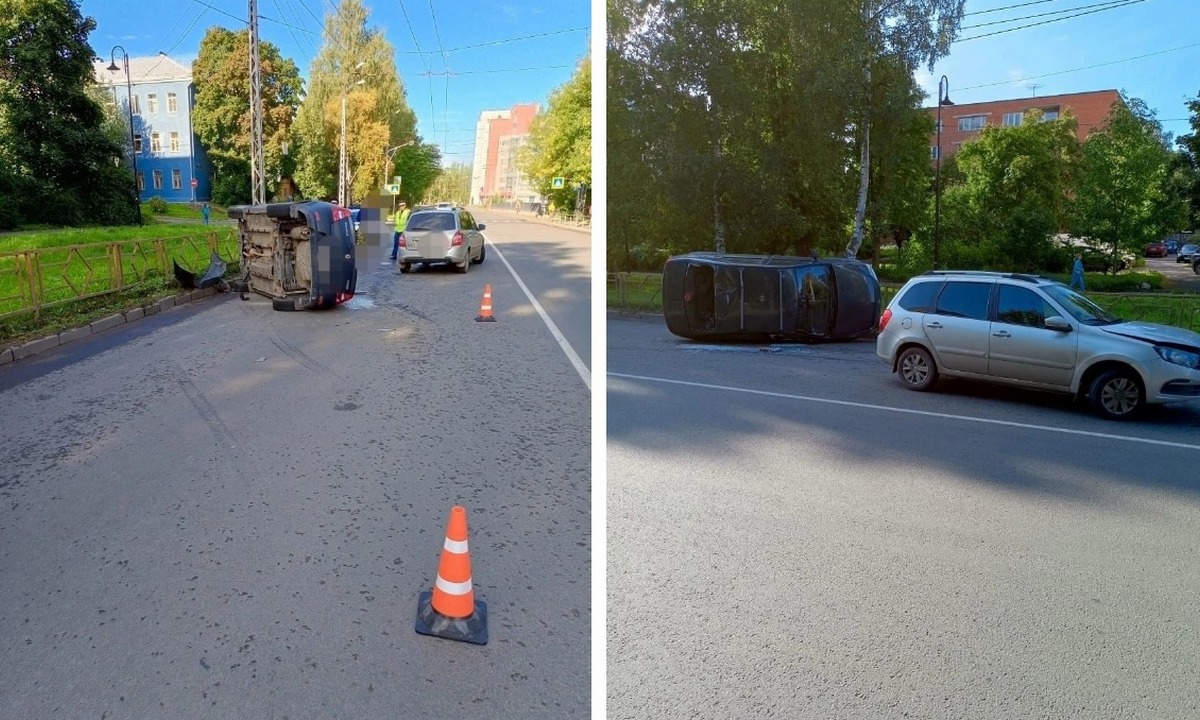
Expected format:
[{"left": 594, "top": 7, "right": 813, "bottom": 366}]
[
  {"left": 422, "top": 163, "right": 470, "bottom": 206},
  {"left": 192, "top": 27, "right": 302, "bottom": 202},
  {"left": 520, "top": 57, "right": 591, "bottom": 199},
  {"left": 0, "top": 0, "right": 137, "bottom": 226},
  {"left": 390, "top": 140, "right": 441, "bottom": 205},
  {"left": 148, "top": 196, "right": 169, "bottom": 214},
  {"left": 291, "top": 0, "right": 418, "bottom": 201},
  {"left": 1075, "top": 98, "right": 1181, "bottom": 257}
]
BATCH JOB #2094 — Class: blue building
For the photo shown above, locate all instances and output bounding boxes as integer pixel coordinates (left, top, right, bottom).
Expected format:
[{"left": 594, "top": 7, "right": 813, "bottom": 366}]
[{"left": 93, "top": 53, "right": 212, "bottom": 203}]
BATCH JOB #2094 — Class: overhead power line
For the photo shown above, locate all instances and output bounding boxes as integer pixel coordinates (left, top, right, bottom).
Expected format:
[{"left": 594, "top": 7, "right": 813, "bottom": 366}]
[
  {"left": 957, "top": 40, "right": 1200, "bottom": 91},
  {"left": 956, "top": 0, "right": 1145, "bottom": 42},
  {"left": 965, "top": 0, "right": 1062, "bottom": 16},
  {"left": 962, "top": 0, "right": 1138, "bottom": 30}
]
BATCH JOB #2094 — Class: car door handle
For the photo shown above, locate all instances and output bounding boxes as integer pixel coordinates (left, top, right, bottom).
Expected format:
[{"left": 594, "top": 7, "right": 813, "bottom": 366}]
[
  {"left": 926, "top": 321, "right": 943, "bottom": 329},
  {"left": 992, "top": 330, "right": 1011, "bottom": 338}
]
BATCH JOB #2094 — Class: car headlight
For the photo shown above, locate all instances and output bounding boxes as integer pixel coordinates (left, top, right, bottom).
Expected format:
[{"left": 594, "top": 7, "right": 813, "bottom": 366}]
[{"left": 1155, "top": 346, "right": 1200, "bottom": 370}]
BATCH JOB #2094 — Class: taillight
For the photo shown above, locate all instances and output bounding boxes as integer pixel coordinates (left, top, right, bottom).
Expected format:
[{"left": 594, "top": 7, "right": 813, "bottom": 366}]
[
  {"left": 398, "top": 233, "right": 407, "bottom": 248},
  {"left": 878, "top": 308, "right": 892, "bottom": 331},
  {"left": 451, "top": 231, "right": 464, "bottom": 247}
]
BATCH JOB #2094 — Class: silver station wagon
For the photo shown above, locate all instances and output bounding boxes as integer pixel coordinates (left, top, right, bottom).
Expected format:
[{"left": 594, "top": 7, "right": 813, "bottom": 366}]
[
  {"left": 395, "top": 208, "right": 486, "bottom": 274},
  {"left": 877, "top": 271, "right": 1200, "bottom": 420}
]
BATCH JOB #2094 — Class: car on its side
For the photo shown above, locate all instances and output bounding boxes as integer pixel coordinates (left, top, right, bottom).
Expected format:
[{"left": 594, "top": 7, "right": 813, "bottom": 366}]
[
  {"left": 876, "top": 270, "right": 1200, "bottom": 420},
  {"left": 395, "top": 207, "right": 486, "bottom": 274},
  {"left": 661, "top": 252, "right": 881, "bottom": 342},
  {"left": 1144, "top": 242, "right": 1168, "bottom": 258},
  {"left": 1177, "top": 244, "right": 1199, "bottom": 263}
]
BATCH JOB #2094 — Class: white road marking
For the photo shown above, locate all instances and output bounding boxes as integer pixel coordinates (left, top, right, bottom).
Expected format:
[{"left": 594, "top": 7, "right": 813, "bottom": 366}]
[
  {"left": 608, "top": 372, "right": 1200, "bottom": 451},
  {"left": 490, "top": 240, "right": 591, "bottom": 391}
]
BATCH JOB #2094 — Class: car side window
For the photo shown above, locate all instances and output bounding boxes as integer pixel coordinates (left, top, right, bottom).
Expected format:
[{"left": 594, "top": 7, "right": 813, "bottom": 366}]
[
  {"left": 933, "top": 281, "right": 991, "bottom": 320},
  {"left": 458, "top": 212, "right": 475, "bottom": 230},
  {"left": 995, "top": 286, "right": 1055, "bottom": 328},
  {"left": 896, "top": 280, "right": 943, "bottom": 312}
]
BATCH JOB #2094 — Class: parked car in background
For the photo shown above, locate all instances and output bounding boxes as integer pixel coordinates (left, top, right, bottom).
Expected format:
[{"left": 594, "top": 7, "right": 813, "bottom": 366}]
[
  {"left": 1144, "top": 242, "right": 1168, "bottom": 258},
  {"left": 876, "top": 270, "right": 1200, "bottom": 420},
  {"left": 395, "top": 207, "right": 486, "bottom": 274},
  {"left": 1165, "top": 240, "right": 1179, "bottom": 255},
  {"left": 1177, "top": 244, "right": 1199, "bottom": 263},
  {"left": 661, "top": 252, "right": 881, "bottom": 342}
]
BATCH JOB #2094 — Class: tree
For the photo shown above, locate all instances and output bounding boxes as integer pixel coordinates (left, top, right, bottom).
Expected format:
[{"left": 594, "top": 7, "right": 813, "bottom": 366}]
[
  {"left": 937, "top": 110, "right": 1081, "bottom": 271},
  {"left": 521, "top": 56, "right": 591, "bottom": 208},
  {"left": 846, "top": 0, "right": 966, "bottom": 259},
  {"left": 1176, "top": 91, "right": 1200, "bottom": 230},
  {"left": 191, "top": 27, "right": 302, "bottom": 206},
  {"left": 390, "top": 140, "right": 442, "bottom": 206},
  {"left": 292, "top": 0, "right": 417, "bottom": 201},
  {"left": 1075, "top": 97, "right": 1183, "bottom": 265},
  {"left": 0, "top": 0, "right": 136, "bottom": 225},
  {"left": 423, "top": 163, "right": 470, "bottom": 206}
]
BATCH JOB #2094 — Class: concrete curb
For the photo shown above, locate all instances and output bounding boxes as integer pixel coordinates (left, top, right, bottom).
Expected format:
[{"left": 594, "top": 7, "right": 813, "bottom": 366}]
[{"left": 0, "top": 286, "right": 221, "bottom": 367}]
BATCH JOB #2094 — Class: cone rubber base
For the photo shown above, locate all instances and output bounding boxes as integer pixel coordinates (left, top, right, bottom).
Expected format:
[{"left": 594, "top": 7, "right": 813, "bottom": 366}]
[
  {"left": 415, "top": 591, "right": 488, "bottom": 644},
  {"left": 474, "top": 315, "right": 496, "bottom": 322}
]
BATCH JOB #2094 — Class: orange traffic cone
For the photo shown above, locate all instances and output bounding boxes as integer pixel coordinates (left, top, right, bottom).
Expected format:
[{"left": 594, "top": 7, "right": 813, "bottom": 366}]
[
  {"left": 415, "top": 505, "right": 488, "bottom": 644},
  {"left": 474, "top": 284, "right": 496, "bottom": 322}
]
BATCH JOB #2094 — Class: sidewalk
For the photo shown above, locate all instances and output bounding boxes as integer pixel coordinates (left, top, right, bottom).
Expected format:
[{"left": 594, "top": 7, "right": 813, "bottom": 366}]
[{"left": 479, "top": 206, "right": 592, "bottom": 234}]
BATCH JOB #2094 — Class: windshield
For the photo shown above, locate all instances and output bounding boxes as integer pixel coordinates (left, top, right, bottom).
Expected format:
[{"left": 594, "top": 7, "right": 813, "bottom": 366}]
[{"left": 1043, "top": 283, "right": 1122, "bottom": 325}]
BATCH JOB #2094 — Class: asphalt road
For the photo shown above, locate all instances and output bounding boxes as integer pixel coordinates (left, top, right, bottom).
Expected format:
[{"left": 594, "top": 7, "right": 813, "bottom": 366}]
[
  {"left": 608, "top": 317, "right": 1200, "bottom": 720},
  {"left": 0, "top": 217, "right": 592, "bottom": 718}
]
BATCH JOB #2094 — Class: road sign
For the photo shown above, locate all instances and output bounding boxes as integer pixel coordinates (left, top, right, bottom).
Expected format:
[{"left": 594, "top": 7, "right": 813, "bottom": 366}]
[
  {"left": 551, "top": 177, "right": 565, "bottom": 189},
  {"left": 190, "top": 177, "right": 198, "bottom": 188},
  {"left": 385, "top": 184, "right": 400, "bottom": 195}
]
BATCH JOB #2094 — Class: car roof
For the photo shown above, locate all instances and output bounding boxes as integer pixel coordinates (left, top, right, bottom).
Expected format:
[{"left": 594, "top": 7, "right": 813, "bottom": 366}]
[
  {"left": 911, "top": 270, "right": 1058, "bottom": 285},
  {"left": 670, "top": 251, "right": 870, "bottom": 269}
]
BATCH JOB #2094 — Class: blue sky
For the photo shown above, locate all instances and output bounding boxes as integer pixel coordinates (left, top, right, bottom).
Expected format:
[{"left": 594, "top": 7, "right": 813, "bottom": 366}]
[
  {"left": 80, "top": 0, "right": 592, "bottom": 167},
  {"left": 917, "top": 0, "right": 1200, "bottom": 145}
]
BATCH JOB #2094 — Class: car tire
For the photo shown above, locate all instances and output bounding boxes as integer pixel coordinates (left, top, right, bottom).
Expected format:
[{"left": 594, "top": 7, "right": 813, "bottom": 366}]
[
  {"left": 456, "top": 257, "right": 469, "bottom": 274},
  {"left": 472, "top": 242, "right": 486, "bottom": 264},
  {"left": 399, "top": 262, "right": 412, "bottom": 274},
  {"left": 897, "top": 346, "right": 938, "bottom": 391},
  {"left": 1192, "top": 259, "right": 1200, "bottom": 275},
  {"left": 1087, "top": 368, "right": 1143, "bottom": 420}
]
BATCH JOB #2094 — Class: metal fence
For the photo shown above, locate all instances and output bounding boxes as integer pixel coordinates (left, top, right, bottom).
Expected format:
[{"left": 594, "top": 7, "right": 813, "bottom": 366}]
[{"left": 0, "top": 230, "right": 239, "bottom": 322}]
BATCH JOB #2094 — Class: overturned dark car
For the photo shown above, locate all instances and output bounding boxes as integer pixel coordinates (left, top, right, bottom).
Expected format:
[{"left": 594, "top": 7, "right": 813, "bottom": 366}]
[
  {"left": 227, "top": 201, "right": 357, "bottom": 311},
  {"left": 662, "top": 252, "right": 881, "bottom": 342}
]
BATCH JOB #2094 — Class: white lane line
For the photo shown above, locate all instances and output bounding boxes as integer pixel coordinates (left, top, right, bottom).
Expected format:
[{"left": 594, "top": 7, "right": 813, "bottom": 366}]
[
  {"left": 608, "top": 372, "right": 1200, "bottom": 451},
  {"left": 490, "top": 240, "right": 591, "bottom": 391}
]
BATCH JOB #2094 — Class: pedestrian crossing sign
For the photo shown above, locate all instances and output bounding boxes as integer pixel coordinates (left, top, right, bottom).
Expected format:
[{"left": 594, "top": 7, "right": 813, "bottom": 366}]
[
  {"left": 385, "top": 183, "right": 400, "bottom": 195},
  {"left": 551, "top": 177, "right": 565, "bottom": 189}
]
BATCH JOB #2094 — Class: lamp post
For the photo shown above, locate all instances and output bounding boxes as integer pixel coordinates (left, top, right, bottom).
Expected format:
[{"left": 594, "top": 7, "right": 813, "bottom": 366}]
[
  {"left": 383, "top": 140, "right": 416, "bottom": 217},
  {"left": 934, "top": 74, "right": 953, "bottom": 269},
  {"left": 107, "top": 46, "right": 143, "bottom": 225},
  {"left": 338, "top": 62, "right": 366, "bottom": 207}
]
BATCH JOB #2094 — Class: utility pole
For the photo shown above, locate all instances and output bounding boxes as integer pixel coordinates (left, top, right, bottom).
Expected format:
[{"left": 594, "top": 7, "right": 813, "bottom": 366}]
[{"left": 248, "top": 0, "right": 266, "bottom": 204}]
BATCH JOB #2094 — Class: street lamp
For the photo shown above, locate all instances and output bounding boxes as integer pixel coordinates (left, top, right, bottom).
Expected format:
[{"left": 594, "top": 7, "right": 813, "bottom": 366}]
[
  {"left": 383, "top": 140, "right": 416, "bottom": 217},
  {"left": 934, "top": 74, "right": 953, "bottom": 269},
  {"left": 107, "top": 46, "right": 143, "bottom": 225},
  {"left": 338, "top": 62, "right": 366, "bottom": 207}
]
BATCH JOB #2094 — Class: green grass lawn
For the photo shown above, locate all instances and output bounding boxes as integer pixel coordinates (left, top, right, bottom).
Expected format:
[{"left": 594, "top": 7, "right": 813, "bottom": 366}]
[
  {"left": 141, "top": 201, "right": 226, "bottom": 221},
  {"left": 0, "top": 219, "right": 228, "bottom": 253}
]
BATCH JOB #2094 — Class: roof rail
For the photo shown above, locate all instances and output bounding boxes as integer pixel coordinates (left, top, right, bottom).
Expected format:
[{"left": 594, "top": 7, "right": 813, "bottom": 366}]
[{"left": 920, "top": 270, "right": 1046, "bottom": 284}]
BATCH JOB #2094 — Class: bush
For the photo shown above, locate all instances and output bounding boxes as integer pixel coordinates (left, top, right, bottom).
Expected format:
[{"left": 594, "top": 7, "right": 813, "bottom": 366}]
[{"left": 148, "top": 196, "right": 169, "bottom": 214}]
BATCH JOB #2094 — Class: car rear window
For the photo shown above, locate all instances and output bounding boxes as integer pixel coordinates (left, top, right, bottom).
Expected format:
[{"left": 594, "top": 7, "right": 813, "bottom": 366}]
[
  {"left": 896, "top": 280, "right": 942, "bottom": 312},
  {"left": 406, "top": 212, "right": 455, "bottom": 231}
]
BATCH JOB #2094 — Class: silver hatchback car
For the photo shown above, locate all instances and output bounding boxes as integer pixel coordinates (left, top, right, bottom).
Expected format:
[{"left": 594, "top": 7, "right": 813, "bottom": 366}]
[
  {"left": 877, "top": 271, "right": 1200, "bottom": 419},
  {"left": 396, "top": 208, "right": 486, "bottom": 274}
]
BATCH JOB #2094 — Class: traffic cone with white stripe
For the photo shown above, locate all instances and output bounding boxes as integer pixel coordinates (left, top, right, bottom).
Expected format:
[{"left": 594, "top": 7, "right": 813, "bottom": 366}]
[
  {"left": 475, "top": 284, "right": 496, "bottom": 322},
  {"left": 415, "top": 505, "right": 488, "bottom": 644}
]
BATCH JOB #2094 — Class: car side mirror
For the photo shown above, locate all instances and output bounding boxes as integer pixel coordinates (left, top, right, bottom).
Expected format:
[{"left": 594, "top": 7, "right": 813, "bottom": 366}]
[
  {"left": 1045, "top": 316, "right": 1072, "bottom": 332},
  {"left": 477, "top": 223, "right": 486, "bottom": 231}
]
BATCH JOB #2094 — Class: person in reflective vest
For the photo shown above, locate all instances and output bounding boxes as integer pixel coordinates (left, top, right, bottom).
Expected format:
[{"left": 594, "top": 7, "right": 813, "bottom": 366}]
[{"left": 390, "top": 203, "right": 411, "bottom": 261}]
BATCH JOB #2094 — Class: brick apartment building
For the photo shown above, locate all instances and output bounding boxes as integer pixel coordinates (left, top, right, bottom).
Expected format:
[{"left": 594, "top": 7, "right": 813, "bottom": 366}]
[
  {"left": 469, "top": 103, "right": 540, "bottom": 206},
  {"left": 927, "top": 89, "right": 1124, "bottom": 162}
]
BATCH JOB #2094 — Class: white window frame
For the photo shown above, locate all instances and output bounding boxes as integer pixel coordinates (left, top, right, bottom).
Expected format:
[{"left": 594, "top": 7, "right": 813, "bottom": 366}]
[
  {"left": 147, "top": 93, "right": 157, "bottom": 113},
  {"left": 1002, "top": 112, "right": 1023, "bottom": 127},
  {"left": 137, "top": 172, "right": 144, "bottom": 191},
  {"left": 152, "top": 170, "right": 163, "bottom": 189},
  {"left": 167, "top": 92, "right": 177, "bottom": 113},
  {"left": 133, "top": 134, "right": 142, "bottom": 153},
  {"left": 131, "top": 94, "right": 140, "bottom": 115},
  {"left": 172, "top": 169, "right": 182, "bottom": 189},
  {"left": 169, "top": 132, "right": 180, "bottom": 152},
  {"left": 930, "top": 146, "right": 939, "bottom": 160},
  {"left": 150, "top": 133, "right": 161, "bottom": 153},
  {"left": 1042, "top": 110, "right": 1060, "bottom": 121},
  {"left": 958, "top": 115, "right": 986, "bottom": 131}
]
